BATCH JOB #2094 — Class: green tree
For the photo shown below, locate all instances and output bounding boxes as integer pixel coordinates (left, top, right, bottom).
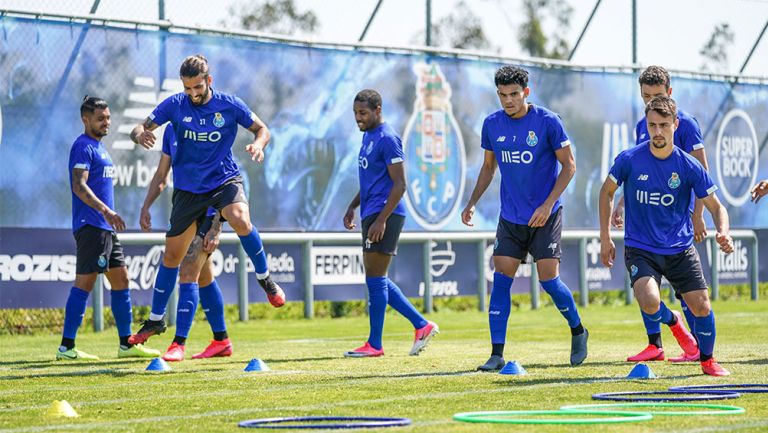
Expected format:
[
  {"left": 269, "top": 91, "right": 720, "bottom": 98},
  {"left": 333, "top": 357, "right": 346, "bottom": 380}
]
[
  {"left": 411, "top": 1, "right": 496, "bottom": 51},
  {"left": 700, "top": 23, "right": 734, "bottom": 73},
  {"left": 226, "top": 0, "right": 319, "bottom": 35},
  {"left": 518, "top": 0, "right": 573, "bottom": 60}
]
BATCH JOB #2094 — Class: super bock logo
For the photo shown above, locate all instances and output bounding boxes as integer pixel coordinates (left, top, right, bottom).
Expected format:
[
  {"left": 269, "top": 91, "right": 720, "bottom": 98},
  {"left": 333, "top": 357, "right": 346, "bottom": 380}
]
[{"left": 402, "top": 63, "right": 466, "bottom": 230}]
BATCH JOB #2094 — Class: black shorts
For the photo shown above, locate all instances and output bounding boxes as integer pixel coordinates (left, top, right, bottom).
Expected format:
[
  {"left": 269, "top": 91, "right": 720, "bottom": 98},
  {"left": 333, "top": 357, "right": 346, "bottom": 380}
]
[
  {"left": 74, "top": 225, "right": 126, "bottom": 274},
  {"left": 625, "top": 246, "right": 708, "bottom": 295},
  {"left": 167, "top": 176, "right": 246, "bottom": 237},
  {"left": 361, "top": 212, "right": 405, "bottom": 255},
  {"left": 493, "top": 207, "right": 562, "bottom": 262}
]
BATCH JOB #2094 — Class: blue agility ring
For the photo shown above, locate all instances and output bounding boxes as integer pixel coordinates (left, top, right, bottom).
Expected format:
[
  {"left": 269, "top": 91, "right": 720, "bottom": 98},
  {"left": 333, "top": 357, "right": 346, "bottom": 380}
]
[
  {"left": 238, "top": 416, "right": 411, "bottom": 429},
  {"left": 670, "top": 384, "right": 768, "bottom": 394},
  {"left": 592, "top": 390, "right": 741, "bottom": 402}
]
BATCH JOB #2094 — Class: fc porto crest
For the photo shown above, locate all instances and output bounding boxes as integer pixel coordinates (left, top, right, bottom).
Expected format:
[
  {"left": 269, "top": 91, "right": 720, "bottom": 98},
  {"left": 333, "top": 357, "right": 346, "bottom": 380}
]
[
  {"left": 213, "top": 112, "right": 225, "bottom": 128},
  {"left": 668, "top": 172, "right": 681, "bottom": 189},
  {"left": 402, "top": 63, "right": 466, "bottom": 230},
  {"left": 98, "top": 255, "right": 107, "bottom": 268},
  {"left": 526, "top": 130, "right": 538, "bottom": 147},
  {"left": 630, "top": 264, "right": 638, "bottom": 277}
]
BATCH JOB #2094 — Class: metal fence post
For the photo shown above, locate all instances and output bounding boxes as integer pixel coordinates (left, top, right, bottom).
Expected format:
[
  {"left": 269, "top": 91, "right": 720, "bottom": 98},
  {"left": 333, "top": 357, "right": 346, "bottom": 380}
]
[
  {"left": 710, "top": 237, "right": 720, "bottom": 301},
  {"left": 624, "top": 269, "right": 633, "bottom": 305},
  {"left": 93, "top": 274, "right": 104, "bottom": 332},
  {"left": 530, "top": 255, "right": 539, "bottom": 309},
  {"left": 423, "top": 240, "right": 433, "bottom": 314},
  {"left": 303, "top": 240, "right": 314, "bottom": 319},
  {"left": 578, "top": 238, "right": 588, "bottom": 307},
  {"left": 237, "top": 244, "right": 249, "bottom": 321},
  {"left": 477, "top": 240, "right": 487, "bottom": 312}
]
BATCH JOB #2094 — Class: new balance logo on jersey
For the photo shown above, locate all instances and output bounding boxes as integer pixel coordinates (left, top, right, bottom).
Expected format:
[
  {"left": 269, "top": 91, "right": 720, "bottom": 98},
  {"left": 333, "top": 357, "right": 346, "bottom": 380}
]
[
  {"left": 102, "top": 166, "right": 115, "bottom": 178},
  {"left": 500, "top": 150, "right": 533, "bottom": 164},
  {"left": 183, "top": 116, "right": 192, "bottom": 122},
  {"left": 183, "top": 130, "right": 222, "bottom": 143},
  {"left": 497, "top": 136, "right": 506, "bottom": 142},
  {"left": 637, "top": 174, "right": 649, "bottom": 181},
  {"left": 636, "top": 190, "right": 674, "bottom": 206}
]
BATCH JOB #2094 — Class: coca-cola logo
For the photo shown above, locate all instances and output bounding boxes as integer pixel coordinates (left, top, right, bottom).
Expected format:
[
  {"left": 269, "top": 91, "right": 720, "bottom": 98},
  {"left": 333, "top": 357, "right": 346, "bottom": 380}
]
[{"left": 107, "top": 245, "right": 164, "bottom": 291}]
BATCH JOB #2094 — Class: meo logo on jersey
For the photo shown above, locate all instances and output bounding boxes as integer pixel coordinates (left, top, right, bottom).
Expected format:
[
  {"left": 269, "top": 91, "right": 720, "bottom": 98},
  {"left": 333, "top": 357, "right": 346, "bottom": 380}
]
[
  {"left": 500, "top": 150, "right": 533, "bottom": 164},
  {"left": 636, "top": 190, "right": 674, "bottom": 206},
  {"left": 183, "top": 129, "right": 222, "bottom": 143}
]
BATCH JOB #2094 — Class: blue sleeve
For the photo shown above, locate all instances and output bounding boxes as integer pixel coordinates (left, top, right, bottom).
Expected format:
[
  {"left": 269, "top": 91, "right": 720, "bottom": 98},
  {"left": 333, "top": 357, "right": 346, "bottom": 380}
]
[
  {"left": 546, "top": 113, "right": 571, "bottom": 151},
  {"left": 608, "top": 152, "right": 628, "bottom": 186},
  {"left": 232, "top": 96, "right": 256, "bottom": 129},
  {"left": 381, "top": 135, "right": 404, "bottom": 165},
  {"left": 70, "top": 143, "right": 94, "bottom": 172},
  {"left": 161, "top": 126, "right": 175, "bottom": 156},
  {"left": 149, "top": 95, "right": 176, "bottom": 126},
  {"left": 635, "top": 119, "right": 644, "bottom": 145},
  {"left": 679, "top": 116, "right": 704, "bottom": 153},
  {"left": 689, "top": 157, "right": 717, "bottom": 199},
  {"left": 480, "top": 119, "right": 492, "bottom": 151}
]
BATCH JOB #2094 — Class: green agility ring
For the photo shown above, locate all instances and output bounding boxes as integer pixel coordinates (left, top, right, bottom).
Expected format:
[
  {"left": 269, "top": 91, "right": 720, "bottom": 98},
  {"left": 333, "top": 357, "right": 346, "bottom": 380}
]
[
  {"left": 561, "top": 402, "right": 745, "bottom": 416},
  {"left": 453, "top": 410, "right": 652, "bottom": 425}
]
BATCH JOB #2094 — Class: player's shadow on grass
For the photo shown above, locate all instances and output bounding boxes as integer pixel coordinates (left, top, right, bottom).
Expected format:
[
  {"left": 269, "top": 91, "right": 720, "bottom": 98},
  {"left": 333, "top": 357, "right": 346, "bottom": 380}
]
[
  {"left": 342, "top": 370, "right": 475, "bottom": 381},
  {"left": 491, "top": 373, "right": 701, "bottom": 387},
  {"left": 8, "top": 359, "right": 150, "bottom": 371},
  {"left": 725, "top": 358, "right": 768, "bottom": 366}
]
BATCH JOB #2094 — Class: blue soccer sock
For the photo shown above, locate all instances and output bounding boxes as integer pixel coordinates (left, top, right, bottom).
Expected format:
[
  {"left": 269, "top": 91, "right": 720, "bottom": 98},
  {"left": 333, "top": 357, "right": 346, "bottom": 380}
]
[
  {"left": 386, "top": 279, "right": 427, "bottom": 329},
  {"left": 694, "top": 311, "right": 716, "bottom": 358},
  {"left": 489, "top": 272, "right": 513, "bottom": 345},
  {"left": 199, "top": 280, "right": 227, "bottom": 333},
  {"left": 640, "top": 307, "right": 662, "bottom": 335},
  {"left": 658, "top": 301, "right": 675, "bottom": 325},
  {"left": 175, "top": 283, "right": 199, "bottom": 339},
  {"left": 540, "top": 276, "right": 581, "bottom": 328},
  {"left": 62, "top": 286, "right": 90, "bottom": 342},
  {"left": 150, "top": 265, "right": 179, "bottom": 320},
  {"left": 110, "top": 288, "right": 132, "bottom": 338},
  {"left": 239, "top": 227, "right": 269, "bottom": 279},
  {"left": 680, "top": 298, "right": 698, "bottom": 340},
  {"left": 366, "top": 276, "right": 389, "bottom": 350}
]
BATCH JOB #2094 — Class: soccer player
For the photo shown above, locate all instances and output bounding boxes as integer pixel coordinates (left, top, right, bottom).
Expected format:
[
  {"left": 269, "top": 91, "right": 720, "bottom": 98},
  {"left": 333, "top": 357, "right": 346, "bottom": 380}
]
[
  {"left": 614, "top": 66, "right": 710, "bottom": 363},
  {"left": 599, "top": 96, "right": 734, "bottom": 376},
  {"left": 461, "top": 66, "right": 588, "bottom": 371},
  {"left": 57, "top": 96, "right": 160, "bottom": 360},
  {"left": 128, "top": 54, "right": 285, "bottom": 345},
  {"left": 342, "top": 89, "right": 439, "bottom": 358},
  {"left": 139, "top": 126, "right": 233, "bottom": 361},
  {"left": 751, "top": 180, "right": 768, "bottom": 203}
]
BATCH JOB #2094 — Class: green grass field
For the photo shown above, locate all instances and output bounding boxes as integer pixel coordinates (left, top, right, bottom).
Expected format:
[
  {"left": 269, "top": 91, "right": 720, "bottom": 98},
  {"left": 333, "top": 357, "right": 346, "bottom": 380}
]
[{"left": 2, "top": 299, "right": 768, "bottom": 432}]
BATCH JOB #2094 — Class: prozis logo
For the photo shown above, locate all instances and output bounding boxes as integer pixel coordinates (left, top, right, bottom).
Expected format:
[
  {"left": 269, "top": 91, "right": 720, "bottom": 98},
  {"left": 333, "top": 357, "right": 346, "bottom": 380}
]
[
  {"left": 0, "top": 254, "right": 76, "bottom": 281},
  {"left": 716, "top": 109, "right": 758, "bottom": 207}
]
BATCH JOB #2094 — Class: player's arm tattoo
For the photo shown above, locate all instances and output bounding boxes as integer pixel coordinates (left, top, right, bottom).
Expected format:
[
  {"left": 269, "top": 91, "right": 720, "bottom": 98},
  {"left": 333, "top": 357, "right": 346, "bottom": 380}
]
[
  {"left": 72, "top": 168, "right": 109, "bottom": 214},
  {"left": 130, "top": 117, "right": 159, "bottom": 142}
]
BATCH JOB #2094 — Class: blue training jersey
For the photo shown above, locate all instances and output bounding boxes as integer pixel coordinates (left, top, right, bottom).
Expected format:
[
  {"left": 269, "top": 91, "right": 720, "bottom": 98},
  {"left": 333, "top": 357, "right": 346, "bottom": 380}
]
[
  {"left": 635, "top": 109, "right": 704, "bottom": 152},
  {"left": 162, "top": 127, "right": 217, "bottom": 219},
  {"left": 481, "top": 104, "right": 571, "bottom": 225},
  {"left": 149, "top": 89, "right": 256, "bottom": 194},
  {"left": 636, "top": 108, "right": 704, "bottom": 213},
  {"left": 609, "top": 143, "right": 717, "bottom": 255},
  {"left": 68, "top": 134, "right": 115, "bottom": 233},
  {"left": 358, "top": 122, "right": 406, "bottom": 220}
]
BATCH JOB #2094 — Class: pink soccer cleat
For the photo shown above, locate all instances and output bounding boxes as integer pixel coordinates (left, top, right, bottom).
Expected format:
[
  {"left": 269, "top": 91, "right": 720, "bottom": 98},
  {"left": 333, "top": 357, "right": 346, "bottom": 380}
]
[
  {"left": 627, "top": 344, "right": 665, "bottom": 362},
  {"left": 192, "top": 339, "right": 233, "bottom": 359},
  {"left": 409, "top": 321, "right": 439, "bottom": 356},
  {"left": 343, "top": 342, "right": 384, "bottom": 358},
  {"left": 162, "top": 342, "right": 185, "bottom": 362}
]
